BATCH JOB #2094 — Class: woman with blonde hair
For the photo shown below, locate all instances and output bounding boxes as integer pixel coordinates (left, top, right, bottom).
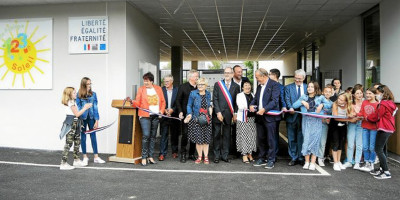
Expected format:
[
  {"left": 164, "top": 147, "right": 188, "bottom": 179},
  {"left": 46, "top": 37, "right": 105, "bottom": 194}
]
[
  {"left": 184, "top": 78, "right": 213, "bottom": 164},
  {"left": 331, "top": 92, "right": 354, "bottom": 171}
]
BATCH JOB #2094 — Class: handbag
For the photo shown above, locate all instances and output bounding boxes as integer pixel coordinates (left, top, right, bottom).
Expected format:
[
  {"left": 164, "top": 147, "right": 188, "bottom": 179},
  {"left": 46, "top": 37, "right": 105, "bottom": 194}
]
[{"left": 197, "top": 108, "right": 210, "bottom": 126}]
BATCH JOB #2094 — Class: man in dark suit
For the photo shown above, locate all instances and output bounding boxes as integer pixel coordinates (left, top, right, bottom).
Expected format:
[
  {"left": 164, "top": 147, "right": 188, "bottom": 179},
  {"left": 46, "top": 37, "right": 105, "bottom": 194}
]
[
  {"left": 158, "top": 75, "right": 180, "bottom": 161},
  {"left": 231, "top": 65, "right": 250, "bottom": 158},
  {"left": 284, "top": 69, "right": 307, "bottom": 166},
  {"left": 213, "top": 67, "right": 240, "bottom": 163},
  {"left": 176, "top": 69, "right": 199, "bottom": 163},
  {"left": 269, "top": 68, "right": 286, "bottom": 158},
  {"left": 250, "top": 68, "right": 281, "bottom": 169},
  {"left": 232, "top": 65, "right": 250, "bottom": 92}
]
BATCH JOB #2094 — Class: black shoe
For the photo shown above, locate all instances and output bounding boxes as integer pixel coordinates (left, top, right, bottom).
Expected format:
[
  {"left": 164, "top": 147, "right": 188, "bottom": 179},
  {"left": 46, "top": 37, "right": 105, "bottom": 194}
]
[
  {"left": 299, "top": 160, "right": 305, "bottom": 166},
  {"left": 189, "top": 155, "right": 197, "bottom": 161},
  {"left": 221, "top": 158, "right": 231, "bottom": 163},
  {"left": 214, "top": 158, "right": 220, "bottom": 163},
  {"left": 180, "top": 154, "right": 187, "bottom": 163},
  {"left": 265, "top": 161, "right": 275, "bottom": 169},
  {"left": 288, "top": 160, "right": 297, "bottom": 166},
  {"left": 147, "top": 159, "right": 157, "bottom": 164},
  {"left": 253, "top": 159, "right": 267, "bottom": 166}
]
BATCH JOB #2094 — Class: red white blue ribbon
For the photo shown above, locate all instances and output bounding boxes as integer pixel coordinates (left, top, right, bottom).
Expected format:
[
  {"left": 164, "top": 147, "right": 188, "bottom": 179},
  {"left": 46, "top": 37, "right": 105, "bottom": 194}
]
[
  {"left": 123, "top": 97, "right": 181, "bottom": 121},
  {"left": 84, "top": 121, "right": 116, "bottom": 134},
  {"left": 217, "top": 80, "right": 234, "bottom": 114},
  {"left": 246, "top": 109, "right": 348, "bottom": 119}
]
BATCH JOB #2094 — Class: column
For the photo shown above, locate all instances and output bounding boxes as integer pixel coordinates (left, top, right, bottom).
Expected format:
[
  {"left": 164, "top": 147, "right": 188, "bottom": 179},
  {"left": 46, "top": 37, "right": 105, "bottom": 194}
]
[{"left": 171, "top": 46, "right": 183, "bottom": 86}]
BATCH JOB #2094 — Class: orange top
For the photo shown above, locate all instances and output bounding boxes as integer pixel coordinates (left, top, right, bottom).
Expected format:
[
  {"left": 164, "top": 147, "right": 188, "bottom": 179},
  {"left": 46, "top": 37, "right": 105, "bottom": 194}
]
[{"left": 132, "top": 85, "right": 166, "bottom": 117}]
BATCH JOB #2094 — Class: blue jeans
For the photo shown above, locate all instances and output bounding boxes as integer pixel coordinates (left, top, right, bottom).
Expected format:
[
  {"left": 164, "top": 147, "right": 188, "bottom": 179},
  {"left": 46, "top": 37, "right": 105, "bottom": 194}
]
[
  {"left": 347, "top": 121, "right": 363, "bottom": 164},
  {"left": 81, "top": 118, "right": 98, "bottom": 154},
  {"left": 139, "top": 116, "right": 159, "bottom": 159},
  {"left": 317, "top": 122, "right": 329, "bottom": 158},
  {"left": 286, "top": 117, "right": 303, "bottom": 161},
  {"left": 362, "top": 128, "right": 377, "bottom": 163}
]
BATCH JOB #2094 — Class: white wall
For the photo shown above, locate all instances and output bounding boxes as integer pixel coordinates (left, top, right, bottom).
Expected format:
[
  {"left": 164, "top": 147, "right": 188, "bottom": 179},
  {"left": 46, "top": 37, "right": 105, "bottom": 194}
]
[
  {"left": 319, "top": 17, "right": 363, "bottom": 88},
  {"left": 0, "top": 1, "right": 159, "bottom": 153},
  {"left": 380, "top": 0, "right": 400, "bottom": 102},
  {"left": 126, "top": 3, "right": 159, "bottom": 95}
]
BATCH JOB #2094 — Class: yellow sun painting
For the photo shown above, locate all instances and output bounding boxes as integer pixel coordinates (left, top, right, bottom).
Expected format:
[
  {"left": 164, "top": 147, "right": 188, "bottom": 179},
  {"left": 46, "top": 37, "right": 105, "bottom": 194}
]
[{"left": 0, "top": 18, "right": 52, "bottom": 89}]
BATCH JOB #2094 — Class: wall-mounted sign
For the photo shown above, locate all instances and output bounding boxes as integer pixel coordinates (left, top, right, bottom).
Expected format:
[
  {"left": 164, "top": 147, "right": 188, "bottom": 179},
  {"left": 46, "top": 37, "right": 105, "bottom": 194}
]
[
  {"left": 69, "top": 16, "right": 108, "bottom": 54},
  {"left": 0, "top": 18, "right": 53, "bottom": 89}
]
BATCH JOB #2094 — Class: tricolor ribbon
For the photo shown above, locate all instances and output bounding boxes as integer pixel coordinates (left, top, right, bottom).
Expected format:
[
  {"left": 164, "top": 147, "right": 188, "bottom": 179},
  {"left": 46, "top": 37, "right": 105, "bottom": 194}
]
[
  {"left": 123, "top": 97, "right": 181, "bottom": 121},
  {"left": 84, "top": 121, "right": 116, "bottom": 134},
  {"left": 247, "top": 108, "right": 349, "bottom": 119}
]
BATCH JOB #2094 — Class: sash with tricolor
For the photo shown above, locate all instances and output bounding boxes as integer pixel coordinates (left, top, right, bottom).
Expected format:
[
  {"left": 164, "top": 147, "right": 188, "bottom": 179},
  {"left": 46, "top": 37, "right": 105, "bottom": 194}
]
[{"left": 217, "top": 80, "right": 234, "bottom": 115}]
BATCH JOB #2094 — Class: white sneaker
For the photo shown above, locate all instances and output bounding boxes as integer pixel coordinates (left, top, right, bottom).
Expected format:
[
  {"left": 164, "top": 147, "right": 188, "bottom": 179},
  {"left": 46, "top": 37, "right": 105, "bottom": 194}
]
[
  {"left": 374, "top": 156, "right": 379, "bottom": 164},
  {"left": 82, "top": 157, "right": 89, "bottom": 166},
  {"left": 353, "top": 163, "right": 361, "bottom": 170},
  {"left": 94, "top": 157, "right": 106, "bottom": 164},
  {"left": 343, "top": 162, "right": 352, "bottom": 168},
  {"left": 60, "top": 162, "right": 75, "bottom": 170},
  {"left": 309, "top": 163, "right": 316, "bottom": 171},
  {"left": 370, "top": 163, "right": 375, "bottom": 171},
  {"left": 73, "top": 159, "right": 87, "bottom": 167},
  {"left": 360, "top": 163, "right": 372, "bottom": 172},
  {"left": 339, "top": 162, "right": 346, "bottom": 170},
  {"left": 303, "top": 162, "right": 310, "bottom": 170},
  {"left": 333, "top": 163, "right": 341, "bottom": 171},
  {"left": 318, "top": 158, "right": 325, "bottom": 167}
]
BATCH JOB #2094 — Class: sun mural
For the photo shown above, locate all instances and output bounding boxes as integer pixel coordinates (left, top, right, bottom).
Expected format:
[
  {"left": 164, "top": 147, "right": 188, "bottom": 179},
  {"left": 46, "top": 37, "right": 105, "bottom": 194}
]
[{"left": 0, "top": 18, "right": 52, "bottom": 89}]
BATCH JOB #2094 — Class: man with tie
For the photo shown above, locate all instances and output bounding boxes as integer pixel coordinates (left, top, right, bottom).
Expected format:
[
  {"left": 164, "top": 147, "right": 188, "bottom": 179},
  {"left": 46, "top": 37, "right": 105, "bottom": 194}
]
[
  {"left": 250, "top": 68, "right": 281, "bottom": 169},
  {"left": 284, "top": 69, "right": 307, "bottom": 166},
  {"left": 158, "top": 75, "right": 180, "bottom": 161},
  {"left": 213, "top": 67, "right": 240, "bottom": 163}
]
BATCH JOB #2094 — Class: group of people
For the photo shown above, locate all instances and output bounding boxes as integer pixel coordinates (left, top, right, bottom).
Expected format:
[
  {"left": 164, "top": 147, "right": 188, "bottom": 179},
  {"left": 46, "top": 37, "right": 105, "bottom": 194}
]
[
  {"left": 60, "top": 66, "right": 397, "bottom": 180},
  {"left": 60, "top": 77, "right": 106, "bottom": 170}
]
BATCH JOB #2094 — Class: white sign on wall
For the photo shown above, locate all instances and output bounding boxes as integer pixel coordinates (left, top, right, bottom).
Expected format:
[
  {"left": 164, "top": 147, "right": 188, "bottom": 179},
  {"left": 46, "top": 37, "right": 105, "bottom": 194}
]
[
  {"left": 69, "top": 16, "right": 108, "bottom": 54},
  {"left": 0, "top": 18, "right": 53, "bottom": 89}
]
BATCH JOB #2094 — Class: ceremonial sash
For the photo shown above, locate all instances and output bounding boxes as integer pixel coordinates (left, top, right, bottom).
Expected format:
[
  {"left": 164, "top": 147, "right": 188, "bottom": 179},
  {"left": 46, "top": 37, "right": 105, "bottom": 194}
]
[{"left": 217, "top": 80, "right": 234, "bottom": 114}]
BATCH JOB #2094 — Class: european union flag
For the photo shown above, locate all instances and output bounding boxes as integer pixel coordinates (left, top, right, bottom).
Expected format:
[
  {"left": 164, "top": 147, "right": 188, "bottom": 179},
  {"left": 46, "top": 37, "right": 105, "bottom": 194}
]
[{"left": 100, "top": 44, "right": 106, "bottom": 50}]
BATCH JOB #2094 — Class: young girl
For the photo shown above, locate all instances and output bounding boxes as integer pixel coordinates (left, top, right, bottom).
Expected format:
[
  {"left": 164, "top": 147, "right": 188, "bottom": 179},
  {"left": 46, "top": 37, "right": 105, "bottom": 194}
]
[
  {"left": 331, "top": 92, "right": 353, "bottom": 171},
  {"left": 368, "top": 85, "right": 397, "bottom": 179},
  {"left": 344, "top": 84, "right": 364, "bottom": 169},
  {"left": 317, "top": 86, "right": 333, "bottom": 167},
  {"left": 76, "top": 77, "right": 105, "bottom": 165},
  {"left": 293, "top": 82, "right": 331, "bottom": 170},
  {"left": 358, "top": 87, "right": 379, "bottom": 172},
  {"left": 60, "top": 87, "right": 92, "bottom": 170}
]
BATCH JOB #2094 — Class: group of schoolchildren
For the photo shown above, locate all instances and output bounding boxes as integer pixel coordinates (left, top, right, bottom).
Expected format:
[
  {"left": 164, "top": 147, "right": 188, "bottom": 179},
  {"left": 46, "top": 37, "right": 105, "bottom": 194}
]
[{"left": 299, "top": 79, "right": 397, "bottom": 180}]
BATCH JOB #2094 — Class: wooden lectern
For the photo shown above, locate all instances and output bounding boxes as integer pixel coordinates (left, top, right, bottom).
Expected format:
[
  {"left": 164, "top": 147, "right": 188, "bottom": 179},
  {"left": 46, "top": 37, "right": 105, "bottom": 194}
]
[{"left": 109, "top": 100, "right": 142, "bottom": 164}]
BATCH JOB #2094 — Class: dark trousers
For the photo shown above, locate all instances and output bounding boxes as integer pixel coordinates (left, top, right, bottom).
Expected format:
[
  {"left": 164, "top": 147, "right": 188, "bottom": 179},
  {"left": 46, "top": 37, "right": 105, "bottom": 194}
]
[
  {"left": 332, "top": 124, "right": 347, "bottom": 151},
  {"left": 159, "top": 118, "right": 180, "bottom": 156},
  {"left": 376, "top": 131, "right": 391, "bottom": 171},
  {"left": 230, "top": 123, "right": 239, "bottom": 155},
  {"left": 180, "top": 122, "right": 196, "bottom": 156},
  {"left": 287, "top": 117, "right": 303, "bottom": 161},
  {"left": 256, "top": 117, "right": 277, "bottom": 162},
  {"left": 213, "top": 121, "right": 231, "bottom": 160},
  {"left": 275, "top": 120, "right": 281, "bottom": 155}
]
